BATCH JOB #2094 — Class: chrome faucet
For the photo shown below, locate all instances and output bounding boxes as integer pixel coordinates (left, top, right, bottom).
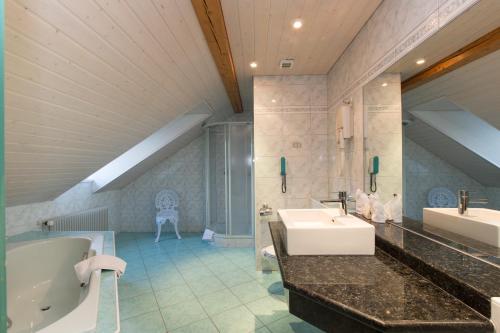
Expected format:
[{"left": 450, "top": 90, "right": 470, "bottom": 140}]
[
  {"left": 458, "top": 190, "right": 488, "bottom": 215},
  {"left": 259, "top": 204, "right": 273, "bottom": 217},
  {"left": 320, "top": 191, "right": 348, "bottom": 215}
]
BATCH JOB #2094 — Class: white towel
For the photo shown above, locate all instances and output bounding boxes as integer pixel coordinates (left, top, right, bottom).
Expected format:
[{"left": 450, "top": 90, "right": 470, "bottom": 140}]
[
  {"left": 74, "top": 255, "right": 127, "bottom": 286},
  {"left": 369, "top": 194, "right": 385, "bottom": 223},
  {"left": 355, "top": 189, "right": 370, "bottom": 217}
]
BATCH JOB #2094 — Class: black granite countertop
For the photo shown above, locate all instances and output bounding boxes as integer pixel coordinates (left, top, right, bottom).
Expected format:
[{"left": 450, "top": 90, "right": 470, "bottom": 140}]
[
  {"left": 391, "top": 217, "right": 500, "bottom": 263},
  {"left": 364, "top": 215, "right": 500, "bottom": 317},
  {"left": 269, "top": 221, "right": 494, "bottom": 333}
]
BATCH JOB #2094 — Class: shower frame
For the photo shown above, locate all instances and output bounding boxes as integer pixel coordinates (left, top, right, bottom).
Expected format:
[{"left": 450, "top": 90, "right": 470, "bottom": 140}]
[{"left": 204, "top": 122, "right": 254, "bottom": 245}]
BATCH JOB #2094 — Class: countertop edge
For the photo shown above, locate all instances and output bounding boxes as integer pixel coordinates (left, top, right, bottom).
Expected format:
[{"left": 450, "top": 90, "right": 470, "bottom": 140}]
[{"left": 268, "top": 221, "right": 494, "bottom": 332}]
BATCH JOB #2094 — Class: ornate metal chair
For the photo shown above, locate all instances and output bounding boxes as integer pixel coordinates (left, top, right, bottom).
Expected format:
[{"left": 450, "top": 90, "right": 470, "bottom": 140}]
[{"left": 154, "top": 190, "right": 181, "bottom": 242}]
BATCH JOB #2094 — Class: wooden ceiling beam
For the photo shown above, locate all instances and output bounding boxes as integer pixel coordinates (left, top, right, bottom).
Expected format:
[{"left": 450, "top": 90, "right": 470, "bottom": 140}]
[
  {"left": 402, "top": 26, "right": 500, "bottom": 93},
  {"left": 191, "top": 0, "right": 243, "bottom": 113}
]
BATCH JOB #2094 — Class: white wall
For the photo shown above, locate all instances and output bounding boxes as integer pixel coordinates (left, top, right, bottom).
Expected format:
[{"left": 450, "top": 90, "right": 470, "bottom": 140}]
[
  {"left": 6, "top": 182, "right": 121, "bottom": 236},
  {"left": 119, "top": 136, "right": 206, "bottom": 233},
  {"left": 326, "top": 0, "right": 479, "bottom": 199},
  {"left": 404, "top": 137, "right": 499, "bottom": 220},
  {"left": 363, "top": 73, "right": 403, "bottom": 203},
  {"left": 253, "top": 75, "right": 328, "bottom": 268},
  {"left": 6, "top": 135, "right": 206, "bottom": 236},
  {"left": 327, "top": 88, "right": 365, "bottom": 197}
]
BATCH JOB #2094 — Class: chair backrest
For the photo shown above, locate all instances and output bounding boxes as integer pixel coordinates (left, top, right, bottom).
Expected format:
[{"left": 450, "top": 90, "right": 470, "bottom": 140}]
[{"left": 155, "top": 190, "right": 179, "bottom": 211}]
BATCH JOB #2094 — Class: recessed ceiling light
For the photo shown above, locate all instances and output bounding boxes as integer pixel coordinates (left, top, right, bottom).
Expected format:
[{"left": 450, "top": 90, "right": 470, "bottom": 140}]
[
  {"left": 250, "top": 61, "right": 258, "bottom": 68},
  {"left": 381, "top": 82, "right": 388, "bottom": 87},
  {"left": 292, "top": 19, "right": 303, "bottom": 29},
  {"left": 271, "top": 99, "right": 276, "bottom": 103},
  {"left": 416, "top": 59, "right": 426, "bottom": 65}
]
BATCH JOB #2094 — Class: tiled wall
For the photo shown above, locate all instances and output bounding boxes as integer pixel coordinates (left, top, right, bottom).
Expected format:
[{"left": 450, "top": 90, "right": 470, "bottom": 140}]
[
  {"left": 254, "top": 75, "right": 328, "bottom": 210},
  {"left": 363, "top": 73, "right": 402, "bottom": 203},
  {"left": 326, "top": 0, "right": 478, "bottom": 202},
  {"left": 253, "top": 75, "right": 328, "bottom": 268},
  {"left": 119, "top": 136, "right": 206, "bottom": 233},
  {"left": 327, "top": 88, "right": 365, "bottom": 197},
  {"left": 327, "top": 0, "right": 479, "bottom": 107},
  {"left": 6, "top": 182, "right": 121, "bottom": 236},
  {"left": 6, "top": 136, "right": 206, "bottom": 236},
  {"left": 404, "top": 137, "right": 499, "bottom": 220}
]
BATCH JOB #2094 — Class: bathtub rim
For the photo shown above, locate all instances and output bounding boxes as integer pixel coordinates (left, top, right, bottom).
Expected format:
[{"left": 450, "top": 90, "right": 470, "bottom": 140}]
[{"left": 7, "top": 234, "right": 104, "bottom": 333}]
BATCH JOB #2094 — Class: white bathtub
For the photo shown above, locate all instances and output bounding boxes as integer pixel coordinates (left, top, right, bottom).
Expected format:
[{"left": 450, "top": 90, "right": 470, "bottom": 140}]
[{"left": 7, "top": 235, "right": 103, "bottom": 333}]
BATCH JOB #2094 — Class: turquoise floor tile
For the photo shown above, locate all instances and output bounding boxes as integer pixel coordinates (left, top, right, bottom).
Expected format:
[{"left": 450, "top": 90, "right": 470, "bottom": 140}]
[
  {"left": 230, "top": 280, "right": 271, "bottom": 303},
  {"left": 171, "top": 318, "right": 218, "bottom": 333},
  {"left": 207, "top": 260, "right": 241, "bottom": 275},
  {"left": 115, "top": 234, "right": 292, "bottom": 333},
  {"left": 118, "top": 278, "right": 153, "bottom": 300},
  {"left": 216, "top": 268, "right": 255, "bottom": 288},
  {"left": 186, "top": 275, "right": 227, "bottom": 296},
  {"left": 116, "top": 233, "right": 137, "bottom": 241},
  {"left": 118, "top": 250, "right": 143, "bottom": 263},
  {"left": 211, "top": 305, "right": 264, "bottom": 333},
  {"left": 246, "top": 296, "right": 289, "bottom": 325},
  {"left": 154, "top": 282, "right": 196, "bottom": 308},
  {"left": 149, "top": 271, "right": 186, "bottom": 291},
  {"left": 120, "top": 267, "right": 148, "bottom": 283},
  {"left": 180, "top": 266, "right": 215, "bottom": 282},
  {"left": 142, "top": 253, "right": 174, "bottom": 266},
  {"left": 197, "top": 288, "right": 242, "bottom": 316},
  {"left": 140, "top": 247, "right": 167, "bottom": 257},
  {"left": 146, "top": 264, "right": 182, "bottom": 279},
  {"left": 119, "top": 292, "right": 158, "bottom": 320},
  {"left": 121, "top": 310, "right": 167, "bottom": 333},
  {"left": 172, "top": 257, "right": 204, "bottom": 270},
  {"left": 254, "top": 327, "right": 272, "bottom": 333},
  {"left": 266, "top": 314, "right": 324, "bottom": 333},
  {"left": 124, "top": 260, "right": 146, "bottom": 273},
  {"left": 160, "top": 298, "right": 208, "bottom": 331}
]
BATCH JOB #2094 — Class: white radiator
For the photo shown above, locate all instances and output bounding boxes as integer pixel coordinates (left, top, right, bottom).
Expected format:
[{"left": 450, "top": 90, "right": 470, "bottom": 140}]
[{"left": 50, "top": 207, "right": 109, "bottom": 231}]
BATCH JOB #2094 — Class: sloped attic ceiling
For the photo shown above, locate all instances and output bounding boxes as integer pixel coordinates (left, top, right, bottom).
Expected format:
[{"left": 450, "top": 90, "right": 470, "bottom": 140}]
[
  {"left": 405, "top": 98, "right": 500, "bottom": 187},
  {"left": 88, "top": 109, "right": 211, "bottom": 192},
  {"left": 403, "top": 49, "right": 500, "bottom": 129},
  {"left": 5, "top": 0, "right": 233, "bottom": 206}
]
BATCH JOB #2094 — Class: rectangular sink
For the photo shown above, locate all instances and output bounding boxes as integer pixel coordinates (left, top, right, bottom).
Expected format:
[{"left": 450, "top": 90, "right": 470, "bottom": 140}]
[
  {"left": 423, "top": 208, "right": 500, "bottom": 247},
  {"left": 278, "top": 209, "right": 375, "bottom": 255}
]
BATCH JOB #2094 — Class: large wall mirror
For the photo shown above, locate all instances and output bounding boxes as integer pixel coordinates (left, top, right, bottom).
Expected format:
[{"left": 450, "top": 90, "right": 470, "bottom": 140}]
[{"left": 363, "top": 1, "right": 500, "bottom": 266}]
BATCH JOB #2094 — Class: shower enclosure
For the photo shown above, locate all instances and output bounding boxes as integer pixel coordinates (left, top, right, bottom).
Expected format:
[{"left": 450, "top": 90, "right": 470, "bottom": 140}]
[{"left": 205, "top": 122, "right": 254, "bottom": 246}]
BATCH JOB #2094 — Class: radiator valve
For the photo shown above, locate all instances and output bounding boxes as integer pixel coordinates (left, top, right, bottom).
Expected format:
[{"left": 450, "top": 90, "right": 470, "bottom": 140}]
[{"left": 41, "top": 219, "right": 55, "bottom": 231}]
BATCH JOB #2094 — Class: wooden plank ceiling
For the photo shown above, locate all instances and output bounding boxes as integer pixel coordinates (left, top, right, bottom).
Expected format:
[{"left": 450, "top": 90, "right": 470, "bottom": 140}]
[
  {"left": 192, "top": 0, "right": 243, "bottom": 113},
  {"left": 402, "top": 27, "right": 500, "bottom": 93},
  {"left": 403, "top": 49, "right": 500, "bottom": 130},
  {"left": 220, "top": 0, "right": 382, "bottom": 111},
  {"left": 5, "top": 0, "right": 232, "bottom": 206}
]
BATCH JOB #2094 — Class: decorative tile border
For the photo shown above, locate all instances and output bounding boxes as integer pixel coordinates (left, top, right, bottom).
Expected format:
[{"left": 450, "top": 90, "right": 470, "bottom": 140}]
[
  {"left": 332, "top": 0, "right": 479, "bottom": 107},
  {"left": 394, "top": 11, "right": 439, "bottom": 63},
  {"left": 365, "top": 105, "right": 402, "bottom": 113},
  {"left": 439, "top": 0, "right": 479, "bottom": 28}
]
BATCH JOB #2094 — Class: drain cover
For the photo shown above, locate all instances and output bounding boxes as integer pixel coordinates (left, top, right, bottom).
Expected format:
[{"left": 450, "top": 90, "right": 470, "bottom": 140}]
[{"left": 40, "top": 306, "right": 51, "bottom": 312}]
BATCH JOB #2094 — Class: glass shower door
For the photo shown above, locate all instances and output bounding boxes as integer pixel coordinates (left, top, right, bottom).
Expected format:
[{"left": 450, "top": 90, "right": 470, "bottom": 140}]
[
  {"left": 208, "top": 127, "right": 227, "bottom": 235},
  {"left": 228, "top": 124, "right": 253, "bottom": 236}
]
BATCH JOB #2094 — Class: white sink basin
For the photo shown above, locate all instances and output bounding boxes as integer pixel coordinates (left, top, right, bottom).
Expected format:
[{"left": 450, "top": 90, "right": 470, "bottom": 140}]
[
  {"left": 278, "top": 209, "right": 375, "bottom": 255},
  {"left": 423, "top": 208, "right": 500, "bottom": 247}
]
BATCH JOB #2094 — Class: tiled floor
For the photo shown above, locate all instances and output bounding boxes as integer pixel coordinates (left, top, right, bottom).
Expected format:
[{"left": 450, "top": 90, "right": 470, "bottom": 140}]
[{"left": 116, "top": 232, "right": 323, "bottom": 333}]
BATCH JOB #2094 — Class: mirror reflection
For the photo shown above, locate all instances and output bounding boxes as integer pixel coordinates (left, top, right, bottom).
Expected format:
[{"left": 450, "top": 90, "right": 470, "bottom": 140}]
[{"left": 365, "top": 19, "right": 500, "bottom": 265}]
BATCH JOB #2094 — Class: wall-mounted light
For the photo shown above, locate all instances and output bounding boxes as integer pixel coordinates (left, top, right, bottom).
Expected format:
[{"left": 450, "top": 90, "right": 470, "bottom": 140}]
[
  {"left": 250, "top": 61, "right": 258, "bottom": 68},
  {"left": 416, "top": 58, "right": 426, "bottom": 65},
  {"left": 292, "top": 19, "right": 303, "bottom": 29},
  {"left": 381, "top": 82, "right": 388, "bottom": 87}
]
